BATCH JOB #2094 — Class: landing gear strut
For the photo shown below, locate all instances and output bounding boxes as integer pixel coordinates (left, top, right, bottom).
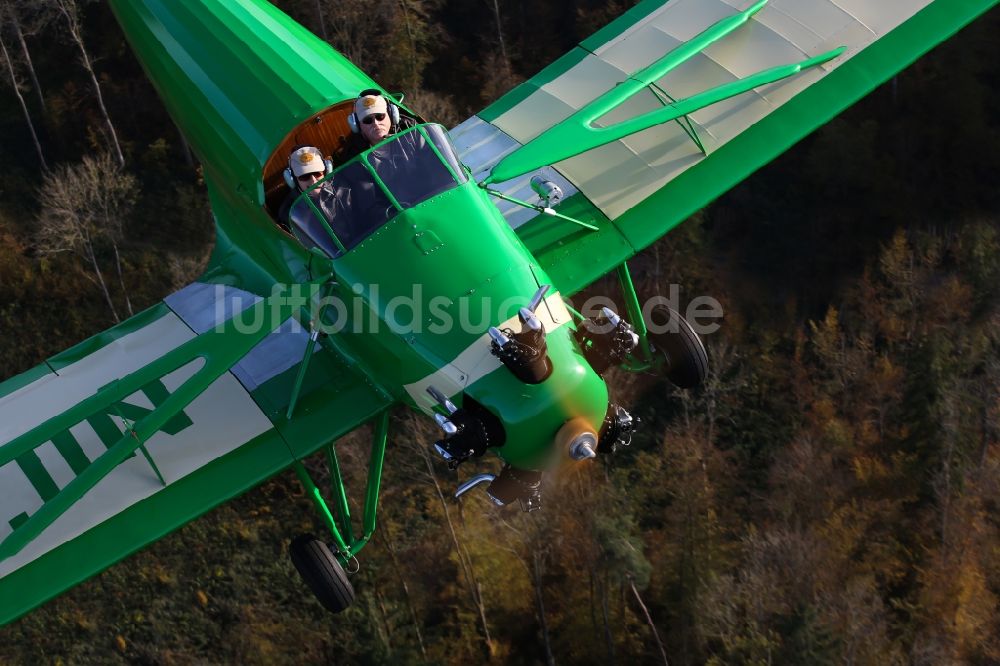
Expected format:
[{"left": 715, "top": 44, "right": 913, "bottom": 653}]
[{"left": 288, "top": 411, "right": 390, "bottom": 614}]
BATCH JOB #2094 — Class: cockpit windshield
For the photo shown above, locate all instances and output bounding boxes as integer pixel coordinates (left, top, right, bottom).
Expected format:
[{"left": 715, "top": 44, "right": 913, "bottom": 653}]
[{"left": 286, "top": 124, "right": 467, "bottom": 258}]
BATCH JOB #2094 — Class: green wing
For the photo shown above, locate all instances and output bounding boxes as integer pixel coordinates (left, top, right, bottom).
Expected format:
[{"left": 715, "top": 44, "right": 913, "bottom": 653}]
[
  {"left": 450, "top": 0, "right": 998, "bottom": 295},
  {"left": 0, "top": 283, "right": 390, "bottom": 626}
]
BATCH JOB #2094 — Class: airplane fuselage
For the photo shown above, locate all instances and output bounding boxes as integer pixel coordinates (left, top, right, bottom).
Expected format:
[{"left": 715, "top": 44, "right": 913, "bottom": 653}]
[
  {"left": 319, "top": 150, "right": 609, "bottom": 468},
  {"left": 107, "top": 0, "right": 610, "bottom": 470}
]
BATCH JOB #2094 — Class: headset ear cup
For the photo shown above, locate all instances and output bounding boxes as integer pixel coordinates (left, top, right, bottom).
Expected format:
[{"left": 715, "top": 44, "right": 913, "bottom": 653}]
[
  {"left": 348, "top": 112, "right": 359, "bottom": 134},
  {"left": 388, "top": 103, "right": 400, "bottom": 128},
  {"left": 283, "top": 167, "right": 295, "bottom": 189},
  {"left": 323, "top": 159, "right": 333, "bottom": 174}
]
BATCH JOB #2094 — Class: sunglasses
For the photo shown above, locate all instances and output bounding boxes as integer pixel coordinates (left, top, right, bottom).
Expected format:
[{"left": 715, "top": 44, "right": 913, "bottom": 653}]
[
  {"left": 297, "top": 172, "right": 323, "bottom": 182},
  {"left": 362, "top": 113, "right": 387, "bottom": 125}
]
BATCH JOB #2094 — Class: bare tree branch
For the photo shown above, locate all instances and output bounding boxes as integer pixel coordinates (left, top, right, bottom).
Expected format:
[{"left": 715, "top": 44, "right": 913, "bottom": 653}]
[
  {"left": 51, "top": 0, "right": 125, "bottom": 166},
  {"left": 35, "top": 153, "right": 138, "bottom": 322},
  {"left": 0, "top": 30, "right": 47, "bottom": 170}
]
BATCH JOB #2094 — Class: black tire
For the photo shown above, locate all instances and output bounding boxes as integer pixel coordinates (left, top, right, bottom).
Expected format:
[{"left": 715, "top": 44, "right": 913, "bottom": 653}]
[
  {"left": 646, "top": 305, "right": 709, "bottom": 389},
  {"left": 289, "top": 534, "right": 355, "bottom": 613}
]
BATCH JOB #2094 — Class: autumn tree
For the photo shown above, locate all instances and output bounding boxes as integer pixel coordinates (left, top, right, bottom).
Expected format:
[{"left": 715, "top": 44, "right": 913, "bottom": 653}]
[
  {"left": 0, "top": 0, "right": 52, "bottom": 112},
  {"left": 48, "top": 0, "right": 125, "bottom": 166},
  {"left": 0, "top": 6, "right": 47, "bottom": 170},
  {"left": 35, "top": 153, "right": 138, "bottom": 322}
]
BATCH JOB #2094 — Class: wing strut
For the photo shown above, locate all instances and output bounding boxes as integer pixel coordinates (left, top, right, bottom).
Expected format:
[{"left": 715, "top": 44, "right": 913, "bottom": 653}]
[
  {"left": 484, "top": 0, "right": 845, "bottom": 184},
  {"left": 483, "top": 188, "right": 600, "bottom": 231},
  {"left": 293, "top": 409, "right": 390, "bottom": 561}
]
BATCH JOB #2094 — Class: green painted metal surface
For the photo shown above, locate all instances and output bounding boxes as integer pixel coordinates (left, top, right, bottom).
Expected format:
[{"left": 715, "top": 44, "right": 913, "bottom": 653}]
[
  {"left": 278, "top": 127, "right": 614, "bottom": 468},
  {"left": 326, "top": 444, "right": 354, "bottom": 545},
  {"left": 107, "top": 0, "right": 376, "bottom": 207},
  {"left": 291, "top": 409, "right": 389, "bottom": 561},
  {"left": 616, "top": 262, "right": 653, "bottom": 364},
  {"left": 486, "top": 0, "right": 844, "bottom": 184},
  {"left": 516, "top": 195, "right": 632, "bottom": 298},
  {"left": 249, "top": 346, "right": 392, "bottom": 461},
  {"left": 502, "top": 0, "right": 1000, "bottom": 296},
  {"left": 362, "top": 412, "right": 390, "bottom": 540},
  {"left": 295, "top": 461, "right": 349, "bottom": 553},
  {"left": 468, "top": 324, "right": 610, "bottom": 469},
  {"left": 333, "top": 187, "right": 530, "bottom": 376}
]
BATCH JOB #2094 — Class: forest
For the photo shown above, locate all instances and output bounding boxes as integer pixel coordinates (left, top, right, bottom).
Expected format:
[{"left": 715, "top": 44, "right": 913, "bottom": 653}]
[{"left": 1, "top": 0, "right": 998, "bottom": 663}]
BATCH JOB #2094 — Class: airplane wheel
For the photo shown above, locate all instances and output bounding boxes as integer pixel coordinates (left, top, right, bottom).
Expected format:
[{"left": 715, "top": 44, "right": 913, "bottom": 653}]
[
  {"left": 289, "top": 534, "right": 355, "bottom": 613},
  {"left": 646, "top": 305, "right": 708, "bottom": 389}
]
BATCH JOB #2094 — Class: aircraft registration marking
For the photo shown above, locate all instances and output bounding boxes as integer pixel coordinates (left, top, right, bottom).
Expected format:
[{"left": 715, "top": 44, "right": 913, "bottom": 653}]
[{"left": 0, "top": 312, "right": 273, "bottom": 578}]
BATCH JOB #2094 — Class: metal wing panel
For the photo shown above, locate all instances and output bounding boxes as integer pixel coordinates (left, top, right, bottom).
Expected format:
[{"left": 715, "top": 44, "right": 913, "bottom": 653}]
[
  {"left": 450, "top": 117, "right": 580, "bottom": 230},
  {"left": 0, "top": 426, "right": 292, "bottom": 628},
  {"left": 488, "top": 0, "right": 907, "bottom": 220},
  {"left": 0, "top": 355, "right": 274, "bottom": 571},
  {"left": 0, "top": 283, "right": 392, "bottom": 626},
  {"left": 457, "top": 0, "right": 995, "bottom": 294},
  {"left": 611, "top": 0, "right": 996, "bottom": 256},
  {"left": 0, "top": 304, "right": 277, "bottom": 624}
]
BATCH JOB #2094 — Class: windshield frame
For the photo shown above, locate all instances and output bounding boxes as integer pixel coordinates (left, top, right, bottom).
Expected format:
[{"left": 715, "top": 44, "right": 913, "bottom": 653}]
[{"left": 289, "top": 123, "right": 466, "bottom": 258}]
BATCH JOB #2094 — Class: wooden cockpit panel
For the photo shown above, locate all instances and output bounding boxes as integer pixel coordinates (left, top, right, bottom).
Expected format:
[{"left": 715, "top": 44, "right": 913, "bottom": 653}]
[{"left": 262, "top": 100, "right": 364, "bottom": 218}]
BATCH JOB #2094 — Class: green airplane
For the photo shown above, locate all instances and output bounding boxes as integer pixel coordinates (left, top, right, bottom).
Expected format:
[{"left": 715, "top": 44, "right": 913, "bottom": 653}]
[{"left": 1, "top": 0, "right": 995, "bottom": 622}]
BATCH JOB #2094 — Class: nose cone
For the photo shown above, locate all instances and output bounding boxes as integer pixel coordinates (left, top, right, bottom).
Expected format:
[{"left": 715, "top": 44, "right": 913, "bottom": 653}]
[{"left": 558, "top": 417, "right": 599, "bottom": 460}]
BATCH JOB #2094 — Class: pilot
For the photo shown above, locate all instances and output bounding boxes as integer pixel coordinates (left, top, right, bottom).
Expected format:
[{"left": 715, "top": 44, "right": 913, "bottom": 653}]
[
  {"left": 277, "top": 145, "right": 329, "bottom": 228},
  {"left": 346, "top": 89, "right": 419, "bottom": 158},
  {"left": 280, "top": 144, "right": 387, "bottom": 253},
  {"left": 350, "top": 89, "right": 397, "bottom": 146},
  {"left": 278, "top": 144, "right": 355, "bottom": 255}
]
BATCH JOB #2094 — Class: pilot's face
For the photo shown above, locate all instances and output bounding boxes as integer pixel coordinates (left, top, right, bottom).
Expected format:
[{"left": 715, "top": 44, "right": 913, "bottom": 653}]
[
  {"left": 361, "top": 112, "right": 391, "bottom": 145},
  {"left": 296, "top": 171, "right": 323, "bottom": 192}
]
